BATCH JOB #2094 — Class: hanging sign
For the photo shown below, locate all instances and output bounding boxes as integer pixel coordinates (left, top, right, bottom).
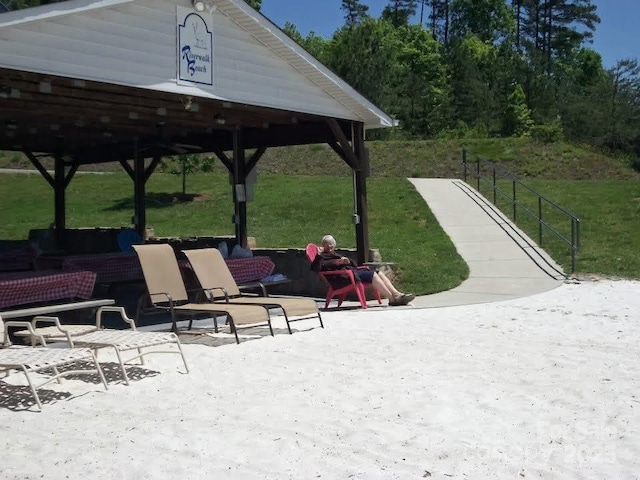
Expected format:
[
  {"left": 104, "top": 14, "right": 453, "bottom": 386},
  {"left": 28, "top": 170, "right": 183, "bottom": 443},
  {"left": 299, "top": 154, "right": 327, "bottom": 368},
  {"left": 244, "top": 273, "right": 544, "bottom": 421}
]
[{"left": 177, "top": 6, "right": 213, "bottom": 87}]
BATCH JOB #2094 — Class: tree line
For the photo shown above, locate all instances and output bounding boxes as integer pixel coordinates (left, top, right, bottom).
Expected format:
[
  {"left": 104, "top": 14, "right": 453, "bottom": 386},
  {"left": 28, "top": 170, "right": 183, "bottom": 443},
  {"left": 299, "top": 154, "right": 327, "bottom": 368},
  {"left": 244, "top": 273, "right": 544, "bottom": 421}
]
[
  {"left": 9, "top": 0, "right": 639, "bottom": 163},
  {"left": 280, "top": 0, "right": 639, "bottom": 163}
]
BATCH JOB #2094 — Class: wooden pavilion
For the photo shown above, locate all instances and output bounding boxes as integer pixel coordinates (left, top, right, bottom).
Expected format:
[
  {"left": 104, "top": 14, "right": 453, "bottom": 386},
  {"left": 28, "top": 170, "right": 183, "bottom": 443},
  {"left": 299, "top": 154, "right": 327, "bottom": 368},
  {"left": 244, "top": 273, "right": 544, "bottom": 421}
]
[{"left": 0, "top": 0, "right": 396, "bottom": 263}]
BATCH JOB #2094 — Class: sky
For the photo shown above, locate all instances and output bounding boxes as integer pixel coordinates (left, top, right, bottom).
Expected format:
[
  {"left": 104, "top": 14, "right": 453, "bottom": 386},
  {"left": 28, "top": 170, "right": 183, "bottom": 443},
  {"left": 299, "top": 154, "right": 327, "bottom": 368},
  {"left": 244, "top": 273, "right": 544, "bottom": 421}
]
[{"left": 260, "top": 0, "right": 638, "bottom": 69}]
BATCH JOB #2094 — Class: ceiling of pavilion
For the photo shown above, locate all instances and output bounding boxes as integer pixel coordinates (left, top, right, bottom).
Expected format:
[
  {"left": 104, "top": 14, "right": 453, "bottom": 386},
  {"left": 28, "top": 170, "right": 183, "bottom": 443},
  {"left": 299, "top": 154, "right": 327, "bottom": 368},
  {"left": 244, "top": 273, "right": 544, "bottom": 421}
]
[{"left": 0, "top": 66, "right": 350, "bottom": 165}]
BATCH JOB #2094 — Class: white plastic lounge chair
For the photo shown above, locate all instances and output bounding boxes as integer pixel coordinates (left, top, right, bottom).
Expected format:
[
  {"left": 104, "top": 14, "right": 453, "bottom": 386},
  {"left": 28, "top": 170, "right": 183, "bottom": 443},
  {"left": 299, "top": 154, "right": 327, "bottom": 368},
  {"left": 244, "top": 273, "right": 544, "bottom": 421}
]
[
  {"left": 133, "top": 244, "right": 272, "bottom": 343},
  {"left": 1, "top": 315, "right": 108, "bottom": 411},
  {"left": 15, "top": 306, "right": 189, "bottom": 386},
  {"left": 182, "top": 248, "right": 323, "bottom": 333}
]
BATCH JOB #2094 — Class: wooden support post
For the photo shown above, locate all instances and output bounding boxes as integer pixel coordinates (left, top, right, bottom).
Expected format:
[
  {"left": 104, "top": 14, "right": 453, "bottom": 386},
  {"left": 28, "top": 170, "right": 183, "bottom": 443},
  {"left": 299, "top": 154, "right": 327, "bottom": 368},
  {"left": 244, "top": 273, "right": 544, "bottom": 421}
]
[
  {"left": 53, "top": 154, "right": 66, "bottom": 250},
  {"left": 133, "top": 153, "right": 147, "bottom": 240},
  {"left": 232, "top": 129, "right": 248, "bottom": 247},
  {"left": 352, "top": 122, "right": 370, "bottom": 264}
]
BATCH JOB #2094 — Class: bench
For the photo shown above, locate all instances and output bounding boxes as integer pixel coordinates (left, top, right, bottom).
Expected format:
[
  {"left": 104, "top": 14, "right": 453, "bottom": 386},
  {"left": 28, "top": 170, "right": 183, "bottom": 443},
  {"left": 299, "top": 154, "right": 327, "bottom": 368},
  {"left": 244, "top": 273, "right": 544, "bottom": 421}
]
[
  {"left": 1, "top": 299, "right": 116, "bottom": 345},
  {"left": 0, "top": 299, "right": 115, "bottom": 320}
]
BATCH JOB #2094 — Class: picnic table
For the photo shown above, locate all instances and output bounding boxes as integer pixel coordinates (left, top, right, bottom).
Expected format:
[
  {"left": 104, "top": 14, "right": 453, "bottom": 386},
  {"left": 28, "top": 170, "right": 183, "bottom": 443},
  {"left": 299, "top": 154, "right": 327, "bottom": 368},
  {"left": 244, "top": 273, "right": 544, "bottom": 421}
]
[
  {"left": 61, "top": 252, "right": 142, "bottom": 284},
  {"left": 0, "top": 270, "right": 97, "bottom": 309},
  {"left": 58, "top": 251, "right": 275, "bottom": 286},
  {"left": 221, "top": 256, "right": 275, "bottom": 284}
]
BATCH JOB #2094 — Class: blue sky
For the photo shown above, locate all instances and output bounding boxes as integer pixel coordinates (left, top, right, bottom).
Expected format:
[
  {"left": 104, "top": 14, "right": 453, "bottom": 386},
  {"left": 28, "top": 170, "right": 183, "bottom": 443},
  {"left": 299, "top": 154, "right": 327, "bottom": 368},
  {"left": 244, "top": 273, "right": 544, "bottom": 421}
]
[{"left": 261, "top": 0, "right": 637, "bottom": 69}]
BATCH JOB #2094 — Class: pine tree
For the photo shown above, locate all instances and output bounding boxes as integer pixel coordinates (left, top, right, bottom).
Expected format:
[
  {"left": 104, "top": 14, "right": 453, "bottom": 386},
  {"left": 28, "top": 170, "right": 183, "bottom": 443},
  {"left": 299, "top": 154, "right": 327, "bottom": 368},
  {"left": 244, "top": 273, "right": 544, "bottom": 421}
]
[
  {"left": 503, "top": 84, "right": 534, "bottom": 136},
  {"left": 341, "top": 0, "right": 370, "bottom": 28},
  {"left": 381, "top": 0, "right": 418, "bottom": 27}
]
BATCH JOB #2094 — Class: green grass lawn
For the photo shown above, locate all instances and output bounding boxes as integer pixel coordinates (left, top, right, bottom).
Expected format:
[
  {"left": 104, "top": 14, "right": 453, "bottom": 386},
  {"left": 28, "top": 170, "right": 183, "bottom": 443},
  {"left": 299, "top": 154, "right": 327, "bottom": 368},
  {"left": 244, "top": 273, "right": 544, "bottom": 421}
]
[
  {"left": 0, "top": 172, "right": 469, "bottom": 295},
  {"left": 0, "top": 169, "right": 637, "bottom": 290}
]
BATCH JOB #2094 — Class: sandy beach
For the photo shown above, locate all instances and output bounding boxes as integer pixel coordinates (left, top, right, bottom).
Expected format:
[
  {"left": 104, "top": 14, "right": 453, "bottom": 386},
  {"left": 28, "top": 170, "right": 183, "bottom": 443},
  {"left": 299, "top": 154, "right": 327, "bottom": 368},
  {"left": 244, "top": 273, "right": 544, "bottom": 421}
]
[{"left": 1, "top": 278, "right": 639, "bottom": 479}]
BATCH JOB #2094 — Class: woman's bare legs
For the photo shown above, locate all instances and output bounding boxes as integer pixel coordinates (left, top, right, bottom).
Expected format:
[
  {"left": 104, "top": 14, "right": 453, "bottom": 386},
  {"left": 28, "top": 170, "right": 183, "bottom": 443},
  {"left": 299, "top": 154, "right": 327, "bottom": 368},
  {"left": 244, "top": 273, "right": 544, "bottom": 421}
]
[
  {"left": 371, "top": 272, "right": 414, "bottom": 306},
  {"left": 376, "top": 272, "right": 402, "bottom": 297},
  {"left": 371, "top": 273, "right": 396, "bottom": 299}
]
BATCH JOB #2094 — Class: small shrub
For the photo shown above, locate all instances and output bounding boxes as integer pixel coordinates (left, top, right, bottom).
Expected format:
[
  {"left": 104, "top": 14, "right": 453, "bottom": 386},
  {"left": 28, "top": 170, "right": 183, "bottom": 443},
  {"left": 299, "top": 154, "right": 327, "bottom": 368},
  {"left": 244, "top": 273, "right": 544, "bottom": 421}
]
[{"left": 530, "top": 120, "right": 564, "bottom": 143}]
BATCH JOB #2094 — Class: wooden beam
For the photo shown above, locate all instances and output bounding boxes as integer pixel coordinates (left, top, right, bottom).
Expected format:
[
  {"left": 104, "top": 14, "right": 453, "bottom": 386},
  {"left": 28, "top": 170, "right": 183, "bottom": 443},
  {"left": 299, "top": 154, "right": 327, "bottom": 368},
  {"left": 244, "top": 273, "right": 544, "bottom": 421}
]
[
  {"left": 245, "top": 146, "right": 266, "bottom": 174},
  {"left": 23, "top": 151, "right": 54, "bottom": 187},
  {"left": 326, "top": 118, "right": 358, "bottom": 170}
]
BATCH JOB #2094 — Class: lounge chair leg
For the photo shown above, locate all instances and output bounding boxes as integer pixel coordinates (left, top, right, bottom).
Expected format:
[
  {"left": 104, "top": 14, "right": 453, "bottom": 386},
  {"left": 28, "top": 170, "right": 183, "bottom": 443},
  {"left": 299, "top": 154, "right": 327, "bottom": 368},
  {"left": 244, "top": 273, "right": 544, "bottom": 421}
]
[
  {"left": 173, "top": 337, "right": 190, "bottom": 374},
  {"left": 91, "top": 352, "right": 109, "bottom": 391},
  {"left": 170, "top": 311, "right": 178, "bottom": 334},
  {"left": 283, "top": 313, "right": 292, "bottom": 334},
  {"left": 229, "top": 319, "right": 240, "bottom": 344},
  {"left": 318, "top": 312, "right": 324, "bottom": 328},
  {"left": 20, "top": 366, "right": 43, "bottom": 411},
  {"left": 267, "top": 318, "right": 274, "bottom": 337},
  {"left": 52, "top": 366, "right": 63, "bottom": 384},
  {"left": 113, "top": 348, "right": 131, "bottom": 385}
]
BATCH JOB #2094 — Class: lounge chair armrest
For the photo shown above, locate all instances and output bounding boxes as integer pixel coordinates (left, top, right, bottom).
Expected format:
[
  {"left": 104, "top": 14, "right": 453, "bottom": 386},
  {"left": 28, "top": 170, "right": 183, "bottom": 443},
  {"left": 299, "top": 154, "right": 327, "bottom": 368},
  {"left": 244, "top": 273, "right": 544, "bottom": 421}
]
[
  {"left": 12, "top": 316, "right": 61, "bottom": 346},
  {"left": 3, "top": 320, "right": 40, "bottom": 347},
  {"left": 203, "top": 286, "right": 229, "bottom": 302},
  {"left": 96, "top": 306, "right": 137, "bottom": 330},
  {"left": 149, "top": 291, "right": 175, "bottom": 307},
  {"left": 238, "top": 281, "right": 267, "bottom": 297},
  {"left": 320, "top": 270, "right": 357, "bottom": 280}
]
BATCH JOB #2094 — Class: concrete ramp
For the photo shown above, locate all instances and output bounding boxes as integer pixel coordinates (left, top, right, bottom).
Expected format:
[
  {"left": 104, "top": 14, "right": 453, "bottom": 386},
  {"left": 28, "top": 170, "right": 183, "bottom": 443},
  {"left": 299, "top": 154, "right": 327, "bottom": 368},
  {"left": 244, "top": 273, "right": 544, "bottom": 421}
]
[{"left": 409, "top": 178, "right": 565, "bottom": 308}]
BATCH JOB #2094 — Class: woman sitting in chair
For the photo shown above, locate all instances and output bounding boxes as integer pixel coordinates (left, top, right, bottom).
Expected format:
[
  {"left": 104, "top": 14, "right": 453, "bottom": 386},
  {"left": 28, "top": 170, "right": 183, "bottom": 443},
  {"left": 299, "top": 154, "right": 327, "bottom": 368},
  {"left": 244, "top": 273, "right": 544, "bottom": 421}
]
[{"left": 311, "top": 235, "right": 414, "bottom": 306}]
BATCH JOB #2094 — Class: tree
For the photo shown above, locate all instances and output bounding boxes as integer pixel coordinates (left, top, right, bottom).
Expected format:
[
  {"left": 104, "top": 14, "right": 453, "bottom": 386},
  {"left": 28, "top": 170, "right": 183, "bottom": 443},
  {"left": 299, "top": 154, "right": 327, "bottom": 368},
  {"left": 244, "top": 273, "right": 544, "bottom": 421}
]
[
  {"left": 387, "top": 25, "right": 450, "bottom": 136},
  {"left": 328, "top": 18, "right": 399, "bottom": 107},
  {"left": 381, "top": 0, "right": 418, "bottom": 27},
  {"left": 282, "top": 22, "right": 331, "bottom": 63},
  {"left": 429, "top": 0, "right": 451, "bottom": 44},
  {"left": 449, "top": 0, "right": 514, "bottom": 44},
  {"left": 518, "top": 0, "right": 600, "bottom": 67},
  {"left": 341, "top": 0, "right": 369, "bottom": 28},
  {"left": 447, "top": 35, "right": 501, "bottom": 132},
  {"left": 164, "top": 154, "right": 215, "bottom": 197},
  {"left": 604, "top": 59, "right": 640, "bottom": 152},
  {"left": 502, "top": 83, "right": 533, "bottom": 136},
  {"left": 244, "top": 0, "right": 262, "bottom": 11}
]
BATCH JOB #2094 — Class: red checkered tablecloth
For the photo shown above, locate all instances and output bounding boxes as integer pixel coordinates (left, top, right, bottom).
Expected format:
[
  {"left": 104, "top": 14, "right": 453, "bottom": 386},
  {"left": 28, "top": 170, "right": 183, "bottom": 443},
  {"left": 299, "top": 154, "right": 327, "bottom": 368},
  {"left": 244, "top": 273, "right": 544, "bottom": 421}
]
[
  {"left": 61, "top": 252, "right": 143, "bottom": 284},
  {"left": 180, "top": 256, "right": 275, "bottom": 285},
  {"left": 224, "top": 256, "right": 275, "bottom": 284},
  {"left": 0, "top": 270, "right": 97, "bottom": 309}
]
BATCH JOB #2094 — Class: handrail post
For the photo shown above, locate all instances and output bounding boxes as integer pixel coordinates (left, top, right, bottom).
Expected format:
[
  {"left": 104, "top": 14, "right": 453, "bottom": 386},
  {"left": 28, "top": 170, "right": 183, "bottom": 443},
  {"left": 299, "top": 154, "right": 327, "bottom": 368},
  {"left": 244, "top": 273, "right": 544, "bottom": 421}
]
[
  {"left": 576, "top": 218, "right": 581, "bottom": 250},
  {"left": 492, "top": 167, "right": 496, "bottom": 205},
  {"left": 462, "top": 148, "right": 467, "bottom": 183},
  {"left": 571, "top": 219, "right": 576, "bottom": 273},
  {"left": 512, "top": 180, "right": 517, "bottom": 222},
  {"left": 538, "top": 196, "right": 543, "bottom": 246}
]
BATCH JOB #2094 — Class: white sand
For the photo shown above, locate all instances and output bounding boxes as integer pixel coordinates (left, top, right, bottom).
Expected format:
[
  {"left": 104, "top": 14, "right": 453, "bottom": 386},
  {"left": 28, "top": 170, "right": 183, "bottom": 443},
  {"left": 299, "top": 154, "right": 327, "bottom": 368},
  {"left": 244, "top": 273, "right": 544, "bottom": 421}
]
[{"left": 1, "top": 279, "right": 639, "bottom": 479}]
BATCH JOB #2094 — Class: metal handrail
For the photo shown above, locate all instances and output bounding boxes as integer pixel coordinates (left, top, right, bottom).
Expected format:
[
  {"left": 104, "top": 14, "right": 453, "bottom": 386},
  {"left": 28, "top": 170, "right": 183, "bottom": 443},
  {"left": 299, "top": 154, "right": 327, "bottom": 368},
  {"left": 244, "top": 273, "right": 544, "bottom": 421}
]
[{"left": 462, "top": 147, "right": 581, "bottom": 272}]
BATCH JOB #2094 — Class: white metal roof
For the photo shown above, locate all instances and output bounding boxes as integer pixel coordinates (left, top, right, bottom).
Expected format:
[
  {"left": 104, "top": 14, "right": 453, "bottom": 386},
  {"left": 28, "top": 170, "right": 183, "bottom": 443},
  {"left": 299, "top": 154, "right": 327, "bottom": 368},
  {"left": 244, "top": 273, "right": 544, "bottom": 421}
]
[{"left": 0, "top": 0, "right": 396, "bottom": 129}]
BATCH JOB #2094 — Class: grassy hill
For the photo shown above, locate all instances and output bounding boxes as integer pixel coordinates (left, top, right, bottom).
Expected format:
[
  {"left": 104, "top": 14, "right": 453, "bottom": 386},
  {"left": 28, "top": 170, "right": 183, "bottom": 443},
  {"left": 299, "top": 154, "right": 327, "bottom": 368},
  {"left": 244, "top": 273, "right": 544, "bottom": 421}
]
[{"left": 2, "top": 138, "right": 638, "bottom": 181}]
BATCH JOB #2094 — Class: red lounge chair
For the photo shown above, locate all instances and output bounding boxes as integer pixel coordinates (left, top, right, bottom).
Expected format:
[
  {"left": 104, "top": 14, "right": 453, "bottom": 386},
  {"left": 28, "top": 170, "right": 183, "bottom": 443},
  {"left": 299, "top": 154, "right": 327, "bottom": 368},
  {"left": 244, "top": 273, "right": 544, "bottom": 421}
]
[{"left": 305, "top": 244, "right": 381, "bottom": 309}]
